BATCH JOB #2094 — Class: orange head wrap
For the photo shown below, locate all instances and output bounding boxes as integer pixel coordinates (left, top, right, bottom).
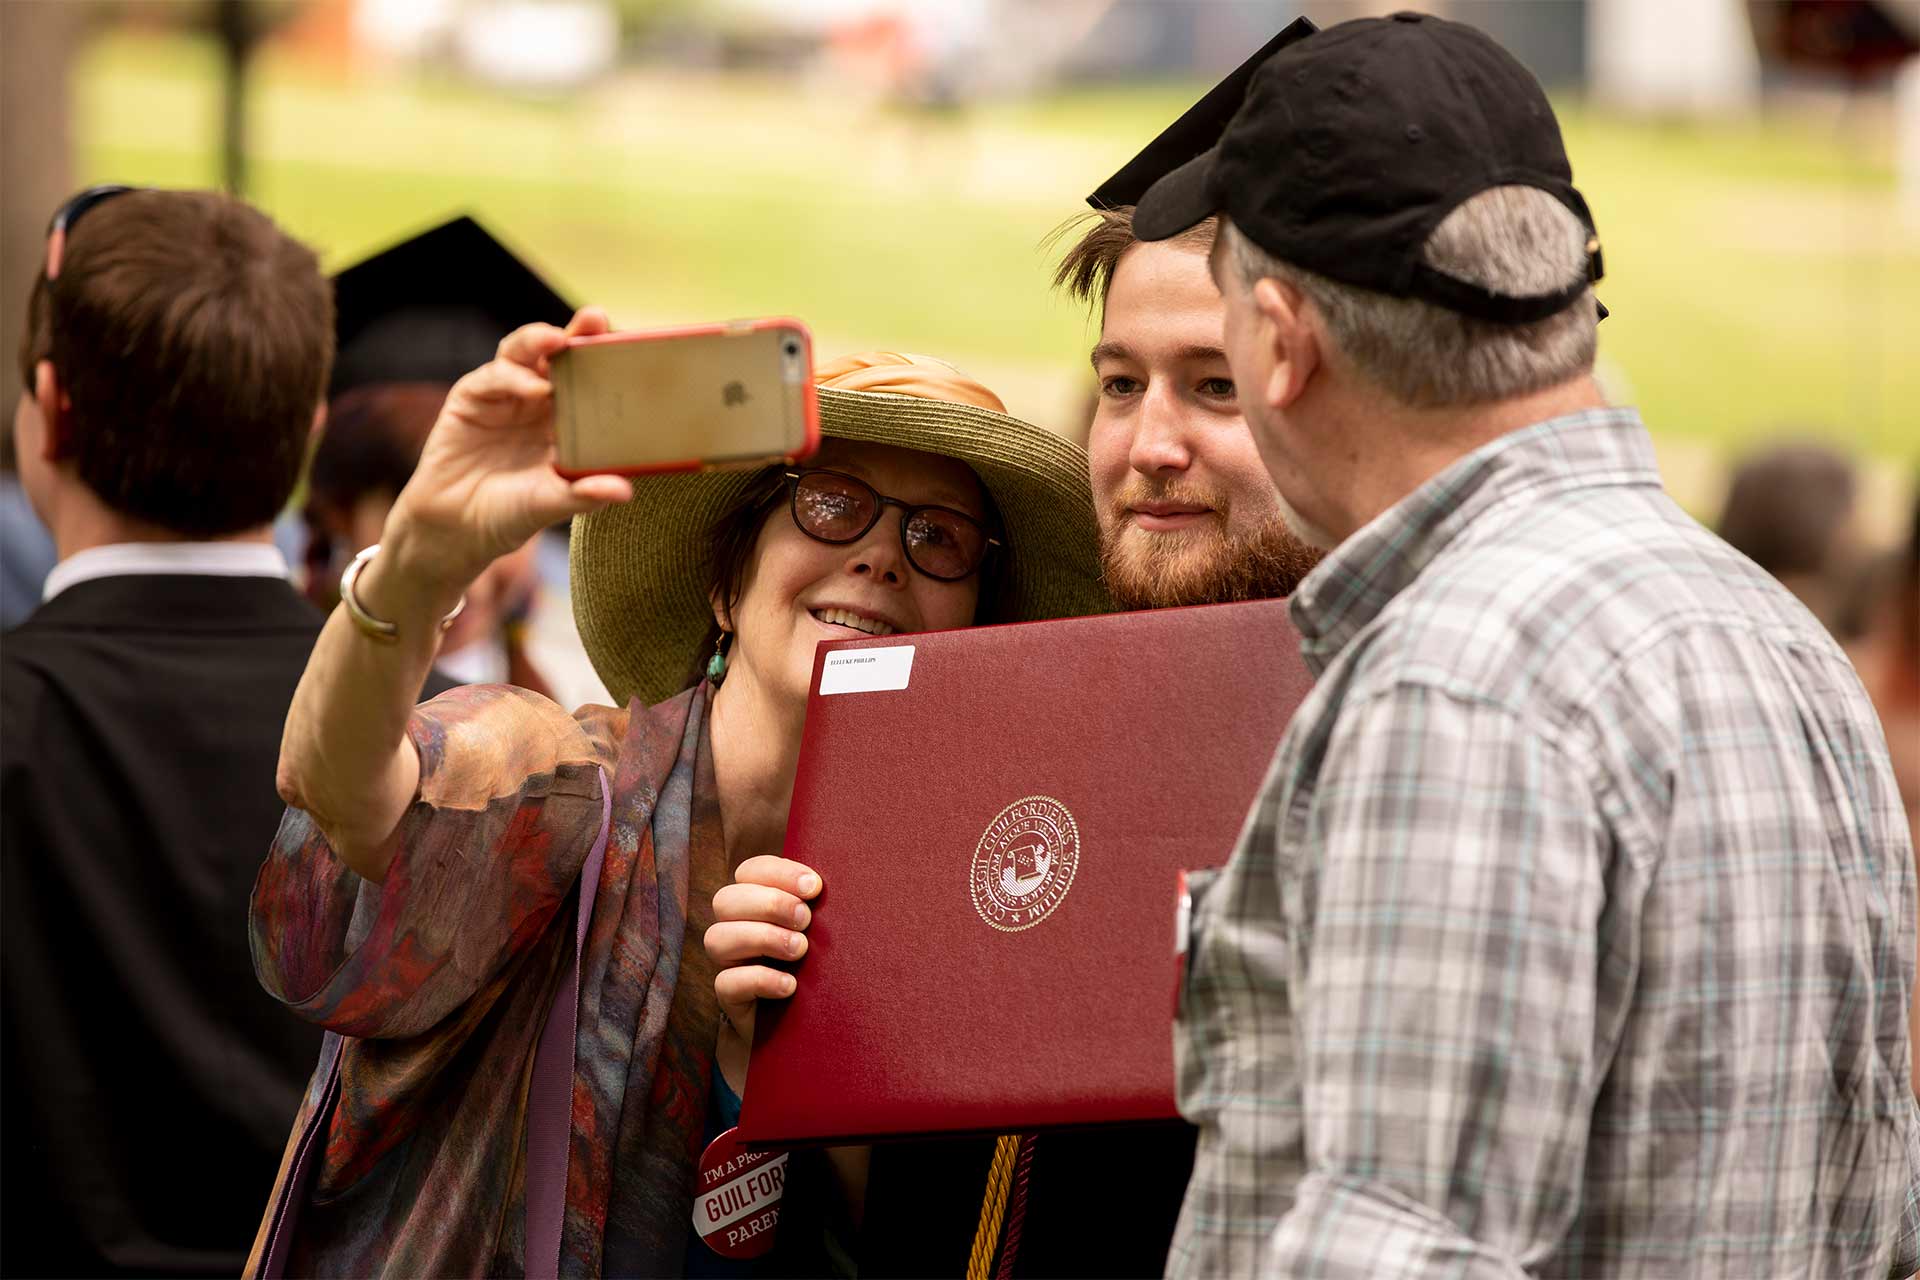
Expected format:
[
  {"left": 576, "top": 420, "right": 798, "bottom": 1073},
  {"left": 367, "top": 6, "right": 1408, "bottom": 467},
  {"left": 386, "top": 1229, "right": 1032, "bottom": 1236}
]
[{"left": 813, "top": 350, "right": 1007, "bottom": 415}]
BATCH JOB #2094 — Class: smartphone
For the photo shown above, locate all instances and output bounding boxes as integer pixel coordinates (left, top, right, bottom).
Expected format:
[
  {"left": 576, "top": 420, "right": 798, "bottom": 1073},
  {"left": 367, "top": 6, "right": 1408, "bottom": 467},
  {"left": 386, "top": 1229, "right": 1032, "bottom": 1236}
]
[{"left": 551, "top": 318, "right": 819, "bottom": 477}]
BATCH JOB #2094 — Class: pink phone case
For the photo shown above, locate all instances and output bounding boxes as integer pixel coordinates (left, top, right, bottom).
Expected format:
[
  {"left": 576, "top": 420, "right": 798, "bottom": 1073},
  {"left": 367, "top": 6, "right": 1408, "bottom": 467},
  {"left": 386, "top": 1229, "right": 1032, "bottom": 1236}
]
[{"left": 552, "top": 317, "right": 820, "bottom": 479}]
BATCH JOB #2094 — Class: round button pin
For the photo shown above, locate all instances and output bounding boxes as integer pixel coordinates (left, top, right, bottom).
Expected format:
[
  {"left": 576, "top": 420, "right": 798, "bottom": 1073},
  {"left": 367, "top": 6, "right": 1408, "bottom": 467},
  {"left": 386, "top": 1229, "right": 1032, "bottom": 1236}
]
[{"left": 693, "top": 1127, "right": 787, "bottom": 1260}]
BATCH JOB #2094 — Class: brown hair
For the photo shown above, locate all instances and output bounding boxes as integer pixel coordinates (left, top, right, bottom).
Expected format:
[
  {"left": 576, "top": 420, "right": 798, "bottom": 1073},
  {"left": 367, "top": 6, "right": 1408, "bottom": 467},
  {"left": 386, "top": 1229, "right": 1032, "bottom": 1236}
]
[
  {"left": 301, "top": 382, "right": 447, "bottom": 599},
  {"left": 1050, "top": 204, "right": 1219, "bottom": 311},
  {"left": 683, "top": 463, "right": 1008, "bottom": 689},
  {"left": 1717, "top": 443, "right": 1857, "bottom": 579},
  {"left": 307, "top": 382, "right": 445, "bottom": 514},
  {"left": 16, "top": 189, "right": 333, "bottom": 536}
]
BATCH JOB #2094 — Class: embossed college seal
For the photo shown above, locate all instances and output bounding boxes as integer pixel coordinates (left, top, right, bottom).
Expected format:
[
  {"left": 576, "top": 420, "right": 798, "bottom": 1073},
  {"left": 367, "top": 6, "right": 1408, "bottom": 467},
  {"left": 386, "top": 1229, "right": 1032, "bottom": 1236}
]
[{"left": 969, "top": 795, "right": 1081, "bottom": 932}]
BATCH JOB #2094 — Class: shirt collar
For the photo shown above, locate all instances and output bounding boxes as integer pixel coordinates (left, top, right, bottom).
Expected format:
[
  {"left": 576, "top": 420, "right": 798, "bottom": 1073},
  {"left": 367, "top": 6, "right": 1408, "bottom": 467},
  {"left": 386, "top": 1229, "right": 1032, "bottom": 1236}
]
[
  {"left": 43, "top": 541, "right": 291, "bottom": 603},
  {"left": 1288, "top": 406, "right": 1661, "bottom": 671}
]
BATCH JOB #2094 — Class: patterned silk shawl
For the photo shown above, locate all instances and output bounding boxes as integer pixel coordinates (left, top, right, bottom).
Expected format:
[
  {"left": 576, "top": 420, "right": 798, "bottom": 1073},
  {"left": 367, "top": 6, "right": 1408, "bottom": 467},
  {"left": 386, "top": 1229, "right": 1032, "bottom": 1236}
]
[{"left": 245, "top": 682, "right": 726, "bottom": 1277}]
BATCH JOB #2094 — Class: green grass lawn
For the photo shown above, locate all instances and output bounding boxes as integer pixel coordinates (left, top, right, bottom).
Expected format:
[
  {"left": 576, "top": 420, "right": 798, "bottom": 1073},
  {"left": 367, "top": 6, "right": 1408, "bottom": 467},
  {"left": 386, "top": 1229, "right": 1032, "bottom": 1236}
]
[{"left": 75, "top": 28, "right": 1918, "bottom": 490}]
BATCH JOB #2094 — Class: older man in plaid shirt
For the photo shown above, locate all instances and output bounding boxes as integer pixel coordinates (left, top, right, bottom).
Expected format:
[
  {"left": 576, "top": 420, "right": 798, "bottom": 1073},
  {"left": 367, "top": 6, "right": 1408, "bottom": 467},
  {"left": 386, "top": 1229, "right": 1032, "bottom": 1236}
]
[{"left": 1130, "top": 14, "right": 1920, "bottom": 1279}]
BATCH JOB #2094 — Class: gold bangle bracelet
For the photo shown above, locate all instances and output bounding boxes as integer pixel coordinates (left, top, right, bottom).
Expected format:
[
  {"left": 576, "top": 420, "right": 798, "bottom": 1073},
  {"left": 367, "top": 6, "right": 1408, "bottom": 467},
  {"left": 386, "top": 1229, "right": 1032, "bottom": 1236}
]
[{"left": 339, "top": 543, "right": 466, "bottom": 645}]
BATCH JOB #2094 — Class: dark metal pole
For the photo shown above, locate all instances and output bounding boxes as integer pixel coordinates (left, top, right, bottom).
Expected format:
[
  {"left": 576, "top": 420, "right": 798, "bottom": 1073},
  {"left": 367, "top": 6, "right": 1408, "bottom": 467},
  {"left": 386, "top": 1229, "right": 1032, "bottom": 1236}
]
[{"left": 216, "top": 0, "right": 251, "bottom": 196}]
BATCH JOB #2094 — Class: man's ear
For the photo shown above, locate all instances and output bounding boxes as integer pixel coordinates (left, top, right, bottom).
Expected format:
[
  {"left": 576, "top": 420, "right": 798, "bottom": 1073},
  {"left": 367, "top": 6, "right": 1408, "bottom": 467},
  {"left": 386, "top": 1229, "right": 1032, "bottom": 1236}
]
[
  {"left": 1250, "top": 278, "right": 1321, "bottom": 413},
  {"left": 32, "top": 360, "right": 69, "bottom": 462}
]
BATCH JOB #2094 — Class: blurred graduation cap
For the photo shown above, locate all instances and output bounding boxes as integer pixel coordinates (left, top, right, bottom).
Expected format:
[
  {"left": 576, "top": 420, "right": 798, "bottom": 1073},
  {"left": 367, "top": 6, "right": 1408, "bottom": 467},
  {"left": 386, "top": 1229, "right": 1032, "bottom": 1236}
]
[
  {"left": 330, "top": 215, "right": 574, "bottom": 397},
  {"left": 1089, "top": 16, "right": 1319, "bottom": 210}
]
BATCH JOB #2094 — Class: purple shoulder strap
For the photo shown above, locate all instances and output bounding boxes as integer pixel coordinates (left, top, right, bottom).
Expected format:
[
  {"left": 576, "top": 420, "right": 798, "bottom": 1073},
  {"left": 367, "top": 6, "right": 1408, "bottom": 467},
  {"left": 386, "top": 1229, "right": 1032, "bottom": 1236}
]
[
  {"left": 525, "top": 768, "right": 613, "bottom": 1278},
  {"left": 257, "top": 768, "right": 614, "bottom": 1280},
  {"left": 257, "top": 1031, "right": 342, "bottom": 1278}
]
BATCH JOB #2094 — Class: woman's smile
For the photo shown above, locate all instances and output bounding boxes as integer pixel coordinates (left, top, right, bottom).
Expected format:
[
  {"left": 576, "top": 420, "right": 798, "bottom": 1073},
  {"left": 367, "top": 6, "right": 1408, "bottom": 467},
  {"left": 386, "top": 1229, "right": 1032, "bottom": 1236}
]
[{"left": 807, "top": 604, "right": 901, "bottom": 638}]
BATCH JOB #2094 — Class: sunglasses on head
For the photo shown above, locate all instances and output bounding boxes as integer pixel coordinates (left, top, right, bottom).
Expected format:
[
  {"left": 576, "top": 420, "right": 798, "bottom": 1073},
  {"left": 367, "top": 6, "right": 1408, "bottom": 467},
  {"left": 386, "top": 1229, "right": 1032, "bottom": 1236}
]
[
  {"left": 44, "top": 185, "right": 138, "bottom": 283},
  {"left": 785, "top": 468, "right": 999, "bottom": 582}
]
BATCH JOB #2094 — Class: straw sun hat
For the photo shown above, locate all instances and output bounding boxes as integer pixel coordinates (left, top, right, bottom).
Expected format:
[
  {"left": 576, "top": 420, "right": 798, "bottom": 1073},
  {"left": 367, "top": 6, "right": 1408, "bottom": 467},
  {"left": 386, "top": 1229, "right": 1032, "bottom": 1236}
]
[{"left": 570, "top": 352, "right": 1115, "bottom": 708}]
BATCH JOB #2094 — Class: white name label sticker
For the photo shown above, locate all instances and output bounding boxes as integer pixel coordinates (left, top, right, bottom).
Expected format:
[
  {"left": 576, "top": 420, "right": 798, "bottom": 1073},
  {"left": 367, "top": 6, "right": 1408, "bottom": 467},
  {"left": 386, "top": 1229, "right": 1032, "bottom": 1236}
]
[{"left": 819, "top": 644, "right": 916, "bottom": 695}]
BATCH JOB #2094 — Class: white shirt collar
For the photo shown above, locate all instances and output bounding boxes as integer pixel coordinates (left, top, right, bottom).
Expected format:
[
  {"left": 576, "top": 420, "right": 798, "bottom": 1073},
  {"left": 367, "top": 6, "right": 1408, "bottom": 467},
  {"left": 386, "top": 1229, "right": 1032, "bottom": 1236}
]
[{"left": 42, "top": 541, "right": 291, "bottom": 603}]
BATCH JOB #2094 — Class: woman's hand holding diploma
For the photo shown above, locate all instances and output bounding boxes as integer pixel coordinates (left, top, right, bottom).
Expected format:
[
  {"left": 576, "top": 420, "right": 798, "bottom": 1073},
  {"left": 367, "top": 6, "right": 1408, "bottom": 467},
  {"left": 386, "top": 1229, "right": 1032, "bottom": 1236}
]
[{"left": 706, "top": 855, "right": 823, "bottom": 1097}]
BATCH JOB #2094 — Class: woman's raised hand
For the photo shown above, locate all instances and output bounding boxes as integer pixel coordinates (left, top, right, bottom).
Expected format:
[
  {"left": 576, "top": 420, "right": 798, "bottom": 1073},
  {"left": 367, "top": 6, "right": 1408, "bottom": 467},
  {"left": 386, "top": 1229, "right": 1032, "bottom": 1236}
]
[
  {"left": 276, "top": 308, "right": 635, "bottom": 883},
  {"left": 705, "top": 856, "right": 823, "bottom": 1096},
  {"left": 381, "top": 307, "right": 634, "bottom": 594}
]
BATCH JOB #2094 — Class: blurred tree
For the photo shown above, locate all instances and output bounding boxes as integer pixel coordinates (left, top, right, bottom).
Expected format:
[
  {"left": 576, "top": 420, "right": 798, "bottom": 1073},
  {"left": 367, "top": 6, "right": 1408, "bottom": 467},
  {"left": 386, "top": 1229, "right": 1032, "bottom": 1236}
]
[
  {"left": 1, "top": 0, "right": 306, "bottom": 428},
  {"left": 1, "top": 1, "right": 99, "bottom": 430},
  {"left": 608, "top": 0, "right": 691, "bottom": 40},
  {"left": 208, "top": 1, "right": 302, "bottom": 195}
]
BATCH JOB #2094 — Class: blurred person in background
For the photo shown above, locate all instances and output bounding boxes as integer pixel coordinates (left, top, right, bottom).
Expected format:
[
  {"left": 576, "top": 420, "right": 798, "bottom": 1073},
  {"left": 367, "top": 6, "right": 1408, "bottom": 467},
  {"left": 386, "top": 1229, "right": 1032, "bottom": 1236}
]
[
  {"left": 1716, "top": 446, "right": 1917, "bottom": 843},
  {"left": 701, "top": 30, "right": 1327, "bottom": 1276},
  {"left": 1854, "top": 496, "right": 1920, "bottom": 1093},
  {"left": 305, "top": 215, "right": 578, "bottom": 694},
  {"left": 2, "top": 186, "right": 337, "bottom": 1278},
  {"left": 1716, "top": 440, "right": 1865, "bottom": 636},
  {"left": 247, "top": 326, "right": 1111, "bottom": 1276},
  {"left": 1843, "top": 491, "right": 1920, "bottom": 829},
  {"left": 306, "top": 384, "right": 552, "bottom": 692},
  {"left": 0, "top": 435, "right": 58, "bottom": 628}
]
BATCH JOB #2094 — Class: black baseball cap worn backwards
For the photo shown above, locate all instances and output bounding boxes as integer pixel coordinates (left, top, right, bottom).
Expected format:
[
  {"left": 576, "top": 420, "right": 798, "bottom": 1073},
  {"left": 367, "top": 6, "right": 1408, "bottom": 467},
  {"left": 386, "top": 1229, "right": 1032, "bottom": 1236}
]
[{"left": 1133, "top": 11, "right": 1605, "bottom": 326}]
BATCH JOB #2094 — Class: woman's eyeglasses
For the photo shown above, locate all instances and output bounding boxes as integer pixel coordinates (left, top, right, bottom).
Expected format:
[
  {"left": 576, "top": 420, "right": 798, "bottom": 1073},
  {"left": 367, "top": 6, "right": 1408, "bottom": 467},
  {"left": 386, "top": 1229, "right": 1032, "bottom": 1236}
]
[
  {"left": 45, "top": 185, "right": 137, "bottom": 282},
  {"left": 785, "top": 469, "right": 998, "bottom": 582}
]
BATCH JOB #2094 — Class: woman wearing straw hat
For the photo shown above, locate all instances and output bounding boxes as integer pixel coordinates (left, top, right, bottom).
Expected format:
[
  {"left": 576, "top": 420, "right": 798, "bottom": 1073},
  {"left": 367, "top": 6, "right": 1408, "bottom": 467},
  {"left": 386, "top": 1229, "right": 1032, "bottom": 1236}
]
[{"left": 246, "top": 309, "right": 1110, "bottom": 1278}]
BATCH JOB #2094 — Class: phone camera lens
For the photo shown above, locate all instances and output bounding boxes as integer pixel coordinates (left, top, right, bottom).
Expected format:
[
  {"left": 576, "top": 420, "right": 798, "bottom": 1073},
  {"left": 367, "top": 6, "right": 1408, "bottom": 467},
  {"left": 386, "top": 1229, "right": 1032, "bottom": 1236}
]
[{"left": 783, "top": 340, "right": 799, "bottom": 357}]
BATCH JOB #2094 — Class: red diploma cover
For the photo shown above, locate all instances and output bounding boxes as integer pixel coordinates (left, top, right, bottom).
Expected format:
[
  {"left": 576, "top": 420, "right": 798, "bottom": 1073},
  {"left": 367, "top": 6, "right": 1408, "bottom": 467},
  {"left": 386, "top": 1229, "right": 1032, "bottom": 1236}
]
[{"left": 735, "top": 599, "right": 1314, "bottom": 1147}]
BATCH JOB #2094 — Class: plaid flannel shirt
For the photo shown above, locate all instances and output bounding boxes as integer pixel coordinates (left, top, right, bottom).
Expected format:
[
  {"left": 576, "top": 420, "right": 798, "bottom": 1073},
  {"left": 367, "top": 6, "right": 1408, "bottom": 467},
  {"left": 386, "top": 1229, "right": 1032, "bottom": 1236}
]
[{"left": 1169, "top": 408, "right": 1920, "bottom": 1278}]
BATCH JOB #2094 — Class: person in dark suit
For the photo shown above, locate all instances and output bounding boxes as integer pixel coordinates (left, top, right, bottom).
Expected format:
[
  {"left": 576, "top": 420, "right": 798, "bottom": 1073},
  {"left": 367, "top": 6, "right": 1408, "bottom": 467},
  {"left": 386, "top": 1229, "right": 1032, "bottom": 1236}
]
[{"left": 2, "top": 186, "right": 341, "bottom": 1278}]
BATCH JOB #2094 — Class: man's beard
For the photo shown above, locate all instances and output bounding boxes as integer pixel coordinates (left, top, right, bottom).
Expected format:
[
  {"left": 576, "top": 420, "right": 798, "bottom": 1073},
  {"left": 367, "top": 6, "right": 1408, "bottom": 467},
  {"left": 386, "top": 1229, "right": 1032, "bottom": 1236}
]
[{"left": 1099, "top": 482, "right": 1323, "bottom": 611}]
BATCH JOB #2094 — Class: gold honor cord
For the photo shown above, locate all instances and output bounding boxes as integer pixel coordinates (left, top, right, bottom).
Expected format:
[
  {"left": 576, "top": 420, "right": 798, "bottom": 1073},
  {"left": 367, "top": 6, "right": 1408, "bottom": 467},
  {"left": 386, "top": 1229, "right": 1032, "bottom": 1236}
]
[{"left": 966, "top": 1134, "right": 1023, "bottom": 1280}]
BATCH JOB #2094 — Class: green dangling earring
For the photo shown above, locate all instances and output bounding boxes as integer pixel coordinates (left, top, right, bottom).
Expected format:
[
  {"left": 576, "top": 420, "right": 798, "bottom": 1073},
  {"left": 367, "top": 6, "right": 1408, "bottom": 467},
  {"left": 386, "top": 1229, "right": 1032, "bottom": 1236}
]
[{"left": 706, "top": 631, "right": 730, "bottom": 685}]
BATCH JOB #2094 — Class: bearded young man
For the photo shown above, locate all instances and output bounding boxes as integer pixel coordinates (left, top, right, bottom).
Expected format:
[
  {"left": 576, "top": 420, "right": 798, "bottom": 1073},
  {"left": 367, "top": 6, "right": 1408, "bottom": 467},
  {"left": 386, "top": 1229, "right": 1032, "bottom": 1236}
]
[
  {"left": 1056, "top": 204, "right": 1322, "bottom": 609},
  {"left": 1055, "top": 18, "right": 1323, "bottom": 614}
]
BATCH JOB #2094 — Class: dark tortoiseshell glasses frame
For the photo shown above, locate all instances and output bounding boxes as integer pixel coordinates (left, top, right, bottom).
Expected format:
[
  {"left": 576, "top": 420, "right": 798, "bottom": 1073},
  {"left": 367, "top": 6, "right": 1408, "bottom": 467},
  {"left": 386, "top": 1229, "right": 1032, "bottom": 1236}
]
[{"left": 784, "top": 468, "right": 1000, "bottom": 582}]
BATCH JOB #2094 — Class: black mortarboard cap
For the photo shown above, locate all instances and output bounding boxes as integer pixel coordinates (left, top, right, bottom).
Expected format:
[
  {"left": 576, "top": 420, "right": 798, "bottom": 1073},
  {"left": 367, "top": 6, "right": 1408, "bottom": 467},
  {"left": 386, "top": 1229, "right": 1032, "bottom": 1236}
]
[
  {"left": 329, "top": 214, "right": 574, "bottom": 397},
  {"left": 1089, "top": 16, "right": 1319, "bottom": 210}
]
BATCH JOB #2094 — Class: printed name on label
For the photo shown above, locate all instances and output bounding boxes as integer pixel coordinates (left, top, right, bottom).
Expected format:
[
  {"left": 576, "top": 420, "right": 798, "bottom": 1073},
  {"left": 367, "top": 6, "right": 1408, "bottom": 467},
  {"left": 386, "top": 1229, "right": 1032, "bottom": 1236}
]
[{"left": 818, "top": 644, "right": 916, "bottom": 695}]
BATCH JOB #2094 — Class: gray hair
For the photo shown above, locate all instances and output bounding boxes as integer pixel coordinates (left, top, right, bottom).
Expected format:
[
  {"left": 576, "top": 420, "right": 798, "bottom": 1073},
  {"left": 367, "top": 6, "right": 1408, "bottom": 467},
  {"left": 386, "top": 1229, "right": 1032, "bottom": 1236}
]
[{"left": 1222, "top": 186, "right": 1598, "bottom": 408}]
